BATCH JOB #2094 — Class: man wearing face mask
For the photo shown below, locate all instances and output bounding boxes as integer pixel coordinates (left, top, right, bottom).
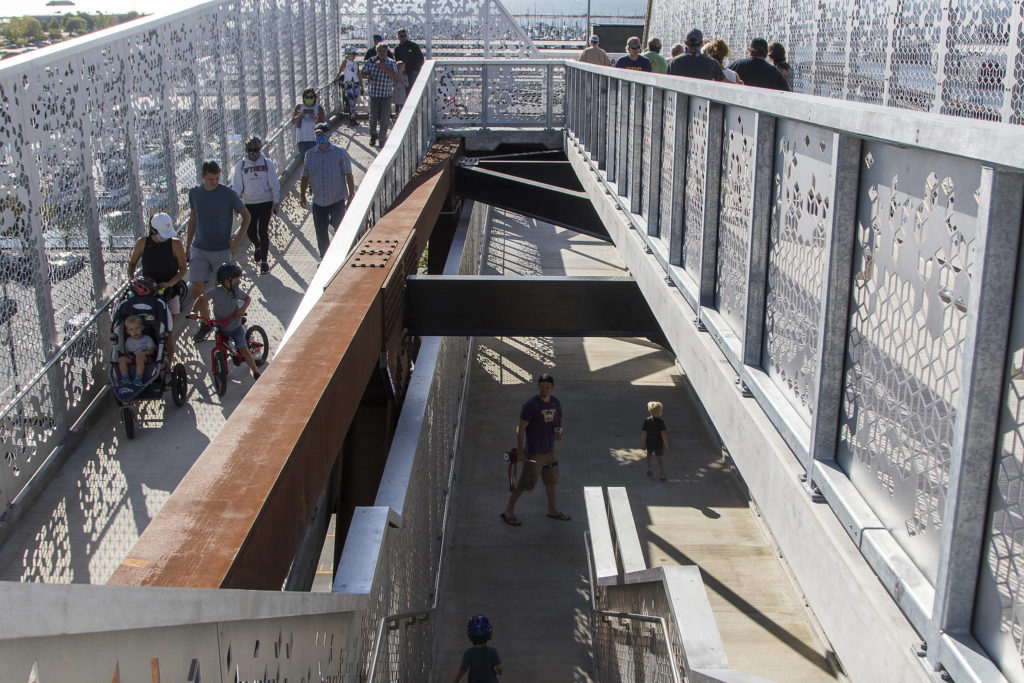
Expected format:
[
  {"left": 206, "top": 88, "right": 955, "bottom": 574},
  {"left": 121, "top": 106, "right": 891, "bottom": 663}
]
[
  {"left": 231, "top": 136, "right": 280, "bottom": 274},
  {"left": 127, "top": 212, "right": 188, "bottom": 364},
  {"left": 360, "top": 43, "right": 400, "bottom": 148},
  {"left": 291, "top": 87, "right": 327, "bottom": 160},
  {"left": 300, "top": 124, "right": 356, "bottom": 259}
]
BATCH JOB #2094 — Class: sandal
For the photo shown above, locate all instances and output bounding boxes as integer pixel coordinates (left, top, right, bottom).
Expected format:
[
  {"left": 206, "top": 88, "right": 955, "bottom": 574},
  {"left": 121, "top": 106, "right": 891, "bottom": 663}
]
[
  {"left": 546, "top": 512, "right": 571, "bottom": 521},
  {"left": 500, "top": 512, "right": 521, "bottom": 526}
]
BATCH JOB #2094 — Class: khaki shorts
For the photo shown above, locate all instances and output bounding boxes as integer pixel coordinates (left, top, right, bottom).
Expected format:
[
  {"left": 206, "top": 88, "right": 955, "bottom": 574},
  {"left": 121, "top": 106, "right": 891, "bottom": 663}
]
[{"left": 517, "top": 451, "right": 558, "bottom": 491}]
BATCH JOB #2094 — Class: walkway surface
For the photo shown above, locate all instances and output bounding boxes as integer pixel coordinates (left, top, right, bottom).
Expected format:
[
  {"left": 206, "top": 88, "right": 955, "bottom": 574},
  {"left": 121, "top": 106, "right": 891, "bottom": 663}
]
[
  {"left": 434, "top": 209, "right": 842, "bottom": 681},
  {"left": 0, "top": 117, "right": 380, "bottom": 584}
]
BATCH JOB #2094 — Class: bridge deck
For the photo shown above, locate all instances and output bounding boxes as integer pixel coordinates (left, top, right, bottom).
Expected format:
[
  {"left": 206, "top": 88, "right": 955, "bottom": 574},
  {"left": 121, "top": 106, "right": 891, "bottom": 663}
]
[
  {"left": 434, "top": 209, "right": 840, "bottom": 681},
  {"left": 0, "top": 122, "right": 379, "bottom": 585}
]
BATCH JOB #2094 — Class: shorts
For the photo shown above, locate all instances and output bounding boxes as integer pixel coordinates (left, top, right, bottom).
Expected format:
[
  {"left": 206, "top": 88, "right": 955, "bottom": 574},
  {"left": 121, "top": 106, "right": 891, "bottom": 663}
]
[
  {"left": 220, "top": 324, "right": 248, "bottom": 349},
  {"left": 647, "top": 448, "right": 664, "bottom": 458},
  {"left": 189, "top": 247, "right": 232, "bottom": 283},
  {"left": 517, "top": 451, "right": 558, "bottom": 491}
]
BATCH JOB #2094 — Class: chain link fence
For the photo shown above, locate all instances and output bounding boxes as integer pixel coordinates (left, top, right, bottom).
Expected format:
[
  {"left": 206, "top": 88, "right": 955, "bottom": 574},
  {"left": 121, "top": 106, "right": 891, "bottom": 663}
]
[{"left": 647, "top": 0, "right": 1024, "bottom": 124}]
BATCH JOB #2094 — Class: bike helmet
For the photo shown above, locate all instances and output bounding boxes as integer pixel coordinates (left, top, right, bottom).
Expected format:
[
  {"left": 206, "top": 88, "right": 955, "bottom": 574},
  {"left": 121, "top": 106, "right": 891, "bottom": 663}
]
[
  {"left": 130, "top": 276, "right": 158, "bottom": 297},
  {"left": 216, "top": 262, "right": 243, "bottom": 284},
  {"left": 466, "top": 614, "right": 493, "bottom": 641}
]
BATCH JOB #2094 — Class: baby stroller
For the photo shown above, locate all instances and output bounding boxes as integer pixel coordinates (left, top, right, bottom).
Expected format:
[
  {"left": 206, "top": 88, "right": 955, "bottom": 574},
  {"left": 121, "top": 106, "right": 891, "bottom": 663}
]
[{"left": 108, "top": 277, "right": 188, "bottom": 439}]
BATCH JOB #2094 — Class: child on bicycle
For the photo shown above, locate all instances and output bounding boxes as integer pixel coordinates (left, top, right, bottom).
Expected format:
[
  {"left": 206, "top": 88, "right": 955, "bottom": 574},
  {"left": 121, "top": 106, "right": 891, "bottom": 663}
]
[
  {"left": 193, "top": 262, "right": 261, "bottom": 380},
  {"left": 118, "top": 314, "right": 156, "bottom": 386}
]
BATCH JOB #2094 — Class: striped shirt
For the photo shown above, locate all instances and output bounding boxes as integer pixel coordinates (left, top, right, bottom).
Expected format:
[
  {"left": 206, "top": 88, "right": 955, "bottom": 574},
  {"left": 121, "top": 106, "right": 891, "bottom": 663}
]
[
  {"left": 302, "top": 144, "right": 353, "bottom": 207},
  {"left": 361, "top": 57, "right": 398, "bottom": 99}
]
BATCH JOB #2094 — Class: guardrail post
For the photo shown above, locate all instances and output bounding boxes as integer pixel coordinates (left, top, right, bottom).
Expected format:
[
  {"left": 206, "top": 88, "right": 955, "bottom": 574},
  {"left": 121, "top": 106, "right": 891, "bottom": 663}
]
[
  {"left": 546, "top": 63, "right": 554, "bottom": 129},
  {"left": 804, "top": 133, "right": 861, "bottom": 477},
  {"left": 739, "top": 113, "right": 776, "bottom": 370},
  {"left": 666, "top": 92, "right": 688, "bottom": 266},
  {"left": 644, "top": 85, "right": 663, "bottom": 236},
  {"left": 481, "top": 64, "right": 489, "bottom": 128},
  {"left": 76, "top": 59, "right": 110, "bottom": 308},
  {"left": 155, "top": 31, "right": 179, "bottom": 224},
  {"left": 604, "top": 76, "right": 616, "bottom": 182},
  {"left": 616, "top": 80, "right": 629, "bottom": 195},
  {"left": 596, "top": 74, "right": 608, "bottom": 171},
  {"left": 255, "top": 0, "right": 271, "bottom": 140},
  {"left": 214, "top": 14, "right": 231, "bottom": 166},
  {"left": 235, "top": 7, "right": 250, "bottom": 147},
  {"left": 927, "top": 167, "right": 1024, "bottom": 665},
  {"left": 696, "top": 101, "right": 723, "bottom": 310},
  {"left": 627, "top": 82, "right": 643, "bottom": 214}
]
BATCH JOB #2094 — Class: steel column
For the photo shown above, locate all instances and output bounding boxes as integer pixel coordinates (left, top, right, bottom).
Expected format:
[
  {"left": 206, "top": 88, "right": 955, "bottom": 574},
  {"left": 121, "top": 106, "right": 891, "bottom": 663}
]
[
  {"left": 616, "top": 80, "right": 629, "bottom": 195},
  {"left": 667, "top": 92, "right": 688, "bottom": 266},
  {"left": 628, "top": 82, "right": 644, "bottom": 214},
  {"left": 805, "top": 133, "right": 861, "bottom": 477},
  {"left": 696, "top": 101, "right": 723, "bottom": 309},
  {"left": 740, "top": 113, "right": 776, "bottom": 369},
  {"left": 214, "top": 14, "right": 231, "bottom": 168},
  {"left": 927, "top": 168, "right": 1024, "bottom": 661},
  {"left": 644, "top": 86, "right": 663, "bottom": 237}
]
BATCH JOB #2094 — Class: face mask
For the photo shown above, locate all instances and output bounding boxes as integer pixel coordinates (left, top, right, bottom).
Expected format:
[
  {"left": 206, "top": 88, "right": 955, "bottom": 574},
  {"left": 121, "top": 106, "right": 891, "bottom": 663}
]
[
  {"left": 304, "top": 97, "right": 315, "bottom": 106},
  {"left": 246, "top": 150, "right": 260, "bottom": 161},
  {"left": 315, "top": 135, "right": 329, "bottom": 146}
]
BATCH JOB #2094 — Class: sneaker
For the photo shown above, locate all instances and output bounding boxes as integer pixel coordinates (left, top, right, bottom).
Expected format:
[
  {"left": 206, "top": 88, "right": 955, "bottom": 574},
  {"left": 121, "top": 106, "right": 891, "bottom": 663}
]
[
  {"left": 370, "top": 137, "right": 377, "bottom": 147},
  {"left": 252, "top": 370, "right": 261, "bottom": 380},
  {"left": 132, "top": 375, "right": 143, "bottom": 387},
  {"left": 192, "top": 322, "right": 212, "bottom": 343},
  {"left": 260, "top": 262, "right": 269, "bottom": 274}
]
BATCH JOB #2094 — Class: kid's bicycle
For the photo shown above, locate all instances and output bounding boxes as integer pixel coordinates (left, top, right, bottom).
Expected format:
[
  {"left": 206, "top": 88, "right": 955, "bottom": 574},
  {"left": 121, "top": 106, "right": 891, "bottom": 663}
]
[{"left": 187, "top": 314, "right": 268, "bottom": 396}]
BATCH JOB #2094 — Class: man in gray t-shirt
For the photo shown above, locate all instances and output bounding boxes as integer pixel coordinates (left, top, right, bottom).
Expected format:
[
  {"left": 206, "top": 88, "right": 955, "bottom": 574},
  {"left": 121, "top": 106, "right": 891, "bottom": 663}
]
[{"left": 186, "top": 160, "right": 250, "bottom": 341}]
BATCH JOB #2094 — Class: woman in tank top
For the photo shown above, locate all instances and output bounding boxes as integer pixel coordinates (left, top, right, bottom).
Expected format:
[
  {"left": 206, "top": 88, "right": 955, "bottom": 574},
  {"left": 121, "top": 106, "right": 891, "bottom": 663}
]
[{"left": 127, "top": 212, "right": 188, "bottom": 364}]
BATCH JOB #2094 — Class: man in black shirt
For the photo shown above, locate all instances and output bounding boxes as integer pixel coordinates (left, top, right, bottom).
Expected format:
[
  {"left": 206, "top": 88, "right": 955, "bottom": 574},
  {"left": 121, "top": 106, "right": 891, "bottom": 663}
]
[
  {"left": 394, "top": 28, "right": 424, "bottom": 85},
  {"left": 667, "top": 28, "right": 726, "bottom": 82},
  {"left": 365, "top": 34, "right": 394, "bottom": 61},
  {"left": 729, "top": 38, "right": 790, "bottom": 91}
]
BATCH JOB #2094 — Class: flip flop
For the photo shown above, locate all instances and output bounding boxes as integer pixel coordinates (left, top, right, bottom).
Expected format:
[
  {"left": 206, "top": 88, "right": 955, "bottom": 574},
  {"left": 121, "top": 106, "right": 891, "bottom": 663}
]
[
  {"left": 547, "top": 512, "right": 571, "bottom": 521},
  {"left": 500, "top": 512, "right": 521, "bottom": 526}
]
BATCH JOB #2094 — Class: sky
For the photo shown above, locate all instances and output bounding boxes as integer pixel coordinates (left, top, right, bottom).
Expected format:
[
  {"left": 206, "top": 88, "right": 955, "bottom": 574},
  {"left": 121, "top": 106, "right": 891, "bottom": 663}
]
[{"left": 8, "top": 0, "right": 645, "bottom": 19}]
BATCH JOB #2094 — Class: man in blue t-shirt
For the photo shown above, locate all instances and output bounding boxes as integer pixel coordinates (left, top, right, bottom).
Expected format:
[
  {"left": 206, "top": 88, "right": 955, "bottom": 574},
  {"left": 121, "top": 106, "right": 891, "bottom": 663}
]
[
  {"left": 501, "top": 373, "right": 570, "bottom": 525},
  {"left": 185, "top": 159, "right": 250, "bottom": 341},
  {"left": 614, "top": 36, "right": 652, "bottom": 72}
]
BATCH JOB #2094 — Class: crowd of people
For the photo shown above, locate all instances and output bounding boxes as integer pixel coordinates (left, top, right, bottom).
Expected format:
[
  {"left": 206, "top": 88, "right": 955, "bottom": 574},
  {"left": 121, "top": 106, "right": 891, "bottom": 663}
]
[{"left": 581, "top": 30, "right": 792, "bottom": 91}]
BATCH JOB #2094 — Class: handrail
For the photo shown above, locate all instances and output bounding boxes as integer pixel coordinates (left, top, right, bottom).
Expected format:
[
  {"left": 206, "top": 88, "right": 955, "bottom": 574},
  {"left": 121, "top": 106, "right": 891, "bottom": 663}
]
[{"left": 583, "top": 530, "right": 684, "bottom": 683}]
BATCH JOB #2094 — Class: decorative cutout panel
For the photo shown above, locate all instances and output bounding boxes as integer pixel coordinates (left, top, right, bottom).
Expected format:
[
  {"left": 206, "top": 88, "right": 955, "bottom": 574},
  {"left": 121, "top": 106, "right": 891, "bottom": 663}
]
[
  {"left": 838, "top": 142, "right": 981, "bottom": 583},
  {"left": 682, "top": 97, "right": 709, "bottom": 276}
]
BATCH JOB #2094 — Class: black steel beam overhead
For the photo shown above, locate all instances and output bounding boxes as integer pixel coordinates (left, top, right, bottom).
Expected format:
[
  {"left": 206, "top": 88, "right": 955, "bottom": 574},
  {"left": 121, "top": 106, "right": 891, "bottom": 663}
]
[
  {"left": 455, "top": 156, "right": 609, "bottom": 241},
  {"left": 404, "top": 275, "right": 660, "bottom": 337}
]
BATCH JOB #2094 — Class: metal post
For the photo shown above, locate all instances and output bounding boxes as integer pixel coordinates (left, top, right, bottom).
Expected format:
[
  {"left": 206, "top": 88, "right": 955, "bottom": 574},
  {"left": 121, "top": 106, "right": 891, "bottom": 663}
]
[
  {"left": 616, "top": 80, "right": 629, "bottom": 196},
  {"left": 740, "top": 112, "right": 776, "bottom": 369},
  {"left": 927, "top": 168, "right": 1024, "bottom": 663},
  {"left": 1000, "top": 0, "right": 1024, "bottom": 123},
  {"left": 236, "top": 7, "right": 250, "bottom": 153},
  {"left": 190, "top": 36, "right": 206, "bottom": 182},
  {"left": 483, "top": 0, "right": 491, "bottom": 59},
  {"left": 310, "top": 0, "right": 322, "bottom": 107},
  {"left": 881, "top": 0, "right": 900, "bottom": 107},
  {"left": 604, "top": 76, "right": 617, "bottom": 181},
  {"left": 628, "top": 82, "right": 644, "bottom": 214},
  {"left": 425, "top": 0, "right": 433, "bottom": 58},
  {"left": 667, "top": 92, "right": 688, "bottom": 266},
  {"left": 131, "top": 34, "right": 158, "bottom": 227},
  {"left": 255, "top": 0, "right": 271, "bottom": 141},
  {"left": 298, "top": 1, "right": 310, "bottom": 94},
  {"left": 76, "top": 58, "right": 110, "bottom": 307},
  {"left": 213, "top": 14, "right": 231, "bottom": 168},
  {"left": 596, "top": 75, "right": 608, "bottom": 171},
  {"left": 644, "top": 86, "right": 663, "bottom": 237},
  {"left": 481, "top": 64, "right": 489, "bottom": 128},
  {"left": 696, "top": 101, "right": 724, "bottom": 310},
  {"left": 805, "top": 133, "right": 861, "bottom": 477},
  {"left": 546, "top": 64, "right": 554, "bottom": 129},
  {"left": 931, "top": 0, "right": 952, "bottom": 115}
]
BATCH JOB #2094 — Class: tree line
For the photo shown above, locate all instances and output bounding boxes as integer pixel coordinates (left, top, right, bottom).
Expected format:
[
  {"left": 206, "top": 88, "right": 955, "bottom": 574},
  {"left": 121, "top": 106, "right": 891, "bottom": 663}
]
[{"left": 1, "top": 12, "right": 144, "bottom": 49}]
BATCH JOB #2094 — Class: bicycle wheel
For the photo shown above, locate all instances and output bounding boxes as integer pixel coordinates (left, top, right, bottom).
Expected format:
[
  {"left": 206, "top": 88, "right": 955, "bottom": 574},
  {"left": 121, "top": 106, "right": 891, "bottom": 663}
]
[
  {"left": 212, "top": 348, "right": 228, "bottom": 396},
  {"left": 246, "top": 325, "right": 269, "bottom": 367}
]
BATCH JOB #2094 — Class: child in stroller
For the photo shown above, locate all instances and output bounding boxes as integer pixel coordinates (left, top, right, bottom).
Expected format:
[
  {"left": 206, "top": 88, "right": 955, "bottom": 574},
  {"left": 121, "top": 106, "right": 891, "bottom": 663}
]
[{"left": 108, "top": 277, "right": 189, "bottom": 438}]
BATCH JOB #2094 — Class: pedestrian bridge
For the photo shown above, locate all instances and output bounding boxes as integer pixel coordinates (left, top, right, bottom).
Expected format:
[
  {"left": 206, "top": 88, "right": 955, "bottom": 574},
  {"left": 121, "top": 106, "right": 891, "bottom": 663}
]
[{"left": 2, "top": 2, "right": 1024, "bottom": 682}]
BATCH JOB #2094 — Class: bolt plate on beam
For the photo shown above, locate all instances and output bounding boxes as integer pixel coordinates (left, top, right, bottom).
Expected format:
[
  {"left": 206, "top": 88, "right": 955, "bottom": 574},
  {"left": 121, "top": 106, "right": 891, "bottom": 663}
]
[{"left": 351, "top": 239, "right": 399, "bottom": 268}]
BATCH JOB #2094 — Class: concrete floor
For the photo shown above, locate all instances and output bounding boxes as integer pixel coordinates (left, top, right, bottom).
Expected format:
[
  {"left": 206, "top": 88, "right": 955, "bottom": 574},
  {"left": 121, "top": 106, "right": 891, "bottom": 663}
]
[
  {"left": 0, "top": 117, "right": 380, "bottom": 585},
  {"left": 434, "top": 210, "right": 840, "bottom": 682}
]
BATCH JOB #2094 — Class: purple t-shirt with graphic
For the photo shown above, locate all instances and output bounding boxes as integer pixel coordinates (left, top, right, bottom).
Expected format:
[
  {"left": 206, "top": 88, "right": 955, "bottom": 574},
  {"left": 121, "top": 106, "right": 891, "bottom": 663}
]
[{"left": 520, "top": 394, "right": 562, "bottom": 455}]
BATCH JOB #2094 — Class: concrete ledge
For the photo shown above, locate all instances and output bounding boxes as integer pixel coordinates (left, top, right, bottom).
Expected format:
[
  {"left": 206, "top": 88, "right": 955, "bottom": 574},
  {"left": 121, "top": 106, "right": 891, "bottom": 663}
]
[
  {"left": 568, "top": 136, "right": 933, "bottom": 683},
  {"left": 607, "top": 487, "right": 646, "bottom": 575},
  {"left": 860, "top": 528, "right": 935, "bottom": 634},
  {"left": 585, "top": 487, "right": 618, "bottom": 585},
  {"left": 333, "top": 506, "right": 391, "bottom": 595},
  {"left": 660, "top": 565, "right": 730, "bottom": 671}
]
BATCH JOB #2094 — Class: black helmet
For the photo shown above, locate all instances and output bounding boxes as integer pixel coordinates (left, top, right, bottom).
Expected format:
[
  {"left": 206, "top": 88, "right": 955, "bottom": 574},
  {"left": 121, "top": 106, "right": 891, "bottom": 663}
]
[{"left": 216, "top": 262, "right": 243, "bottom": 283}]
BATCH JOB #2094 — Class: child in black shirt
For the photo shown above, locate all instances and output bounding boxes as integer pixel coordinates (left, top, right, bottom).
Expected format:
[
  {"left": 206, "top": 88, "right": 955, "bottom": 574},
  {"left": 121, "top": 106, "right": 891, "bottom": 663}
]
[
  {"left": 454, "top": 614, "right": 503, "bottom": 683},
  {"left": 641, "top": 401, "right": 669, "bottom": 481}
]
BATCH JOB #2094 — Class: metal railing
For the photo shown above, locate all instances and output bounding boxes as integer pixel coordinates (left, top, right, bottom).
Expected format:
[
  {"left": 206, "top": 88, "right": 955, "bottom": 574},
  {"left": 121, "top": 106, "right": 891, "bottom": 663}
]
[
  {"left": 647, "top": 0, "right": 1024, "bottom": 125},
  {"left": 564, "top": 60, "right": 1024, "bottom": 681}
]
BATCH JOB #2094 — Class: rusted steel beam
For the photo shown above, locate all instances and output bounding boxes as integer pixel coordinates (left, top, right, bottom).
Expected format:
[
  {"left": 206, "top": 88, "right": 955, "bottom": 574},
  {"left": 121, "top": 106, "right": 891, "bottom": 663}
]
[{"left": 108, "top": 139, "right": 461, "bottom": 589}]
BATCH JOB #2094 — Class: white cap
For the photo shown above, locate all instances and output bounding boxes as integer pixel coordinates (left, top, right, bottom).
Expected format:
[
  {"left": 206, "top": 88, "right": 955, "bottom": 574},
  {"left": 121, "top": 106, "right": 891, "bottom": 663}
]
[{"left": 150, "top": 212, "right": 176, "bottom": 239}]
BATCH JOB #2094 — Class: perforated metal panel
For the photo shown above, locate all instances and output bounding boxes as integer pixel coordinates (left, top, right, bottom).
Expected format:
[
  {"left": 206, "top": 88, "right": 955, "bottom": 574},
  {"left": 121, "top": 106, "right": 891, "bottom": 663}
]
[
  {"left": 838, "top": 143, "right": 981, "bottom": 583},
  {"left": 647, "top": 0, "right": 1024, "bottom": 124},
  {"left": 682, "top": 98, "right": 709, "bottom": 275},
  {"left": 714, "top": 106, "right": 757, "bottom": 338},
  {"left": 762, "top": 120, "right": 832, "bottom": 425}
]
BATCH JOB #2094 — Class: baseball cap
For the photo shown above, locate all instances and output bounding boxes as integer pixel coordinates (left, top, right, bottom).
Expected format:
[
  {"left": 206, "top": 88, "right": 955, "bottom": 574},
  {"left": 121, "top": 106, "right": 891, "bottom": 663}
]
[
  {"left": 589, "top": 35, "right": 599, "bottom": 43},
  {"left": 346, "top": 46, "right": 358, "bottom": 54},
  {"left": 314, "top": 123, "right": 330, "bottom": 135},
  {"left": 537, "top": 373, "right": 555, "bottom": 384},
  {"left": 685, "top": 28, "right": 704, "bottom": 46},
  {"left": 149, "top": 212, "right": 176, "bottom": 239},
  {"left": 373, "top": 34, "right": 383, "bottom": 42}
]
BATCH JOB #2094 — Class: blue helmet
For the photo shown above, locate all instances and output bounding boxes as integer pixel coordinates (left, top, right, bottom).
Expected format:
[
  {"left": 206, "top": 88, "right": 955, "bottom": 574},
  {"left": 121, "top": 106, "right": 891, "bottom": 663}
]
[{"left": 466, "top": 614, "right": 492, "bottom": 638}]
